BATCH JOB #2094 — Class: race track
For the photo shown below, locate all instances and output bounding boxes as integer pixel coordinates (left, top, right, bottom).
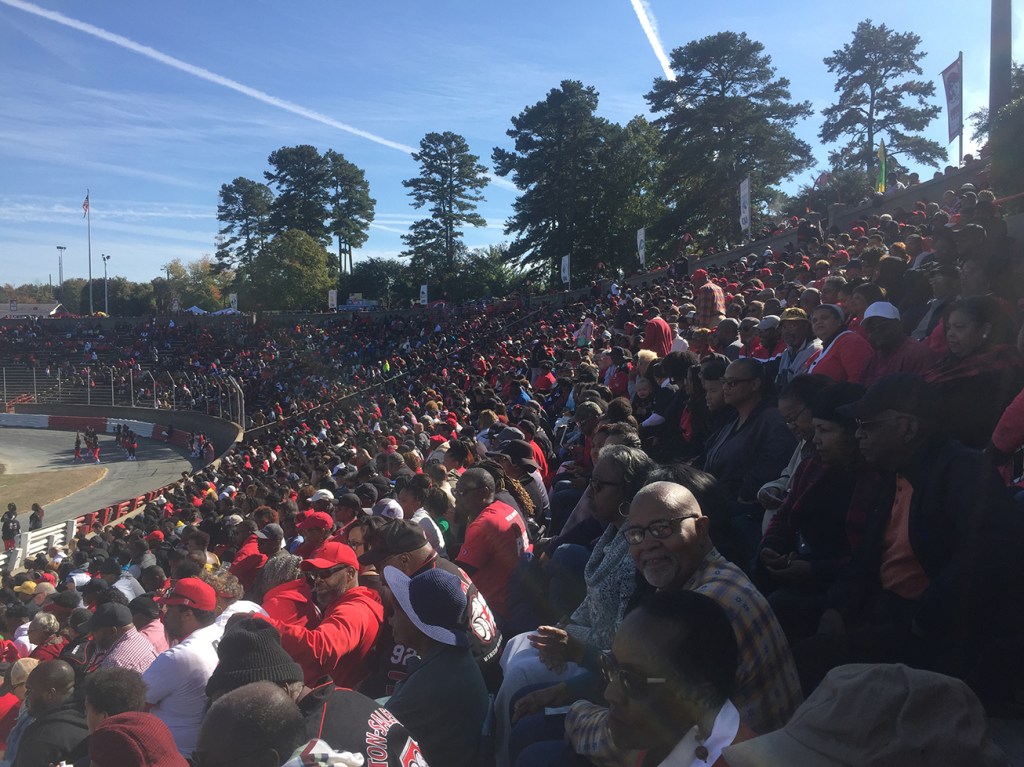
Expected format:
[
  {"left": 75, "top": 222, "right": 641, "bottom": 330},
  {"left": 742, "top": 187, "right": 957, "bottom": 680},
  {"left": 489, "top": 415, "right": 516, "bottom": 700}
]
[{"left": 0, "top": 428, "right": 194, "bottom": 527}]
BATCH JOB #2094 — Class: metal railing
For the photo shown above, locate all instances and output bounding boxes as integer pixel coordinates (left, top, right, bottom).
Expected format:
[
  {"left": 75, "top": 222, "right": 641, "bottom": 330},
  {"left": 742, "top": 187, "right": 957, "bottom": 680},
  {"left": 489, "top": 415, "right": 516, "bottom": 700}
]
[{"left": 1, "top": 365, "right": 244, "bottom": 423}]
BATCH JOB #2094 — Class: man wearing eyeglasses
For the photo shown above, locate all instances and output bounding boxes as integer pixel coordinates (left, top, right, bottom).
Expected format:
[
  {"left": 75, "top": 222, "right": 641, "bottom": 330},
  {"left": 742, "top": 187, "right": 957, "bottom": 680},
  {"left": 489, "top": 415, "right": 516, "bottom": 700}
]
[
  {"left": 797, "top": 374, "right": 1023, "bottom": 698},
  {"left": 620, "top": 480, "right": 802, "bottom": 734},
  {"left": 265, "top": 541, "right": 383, "bottom": 690}
]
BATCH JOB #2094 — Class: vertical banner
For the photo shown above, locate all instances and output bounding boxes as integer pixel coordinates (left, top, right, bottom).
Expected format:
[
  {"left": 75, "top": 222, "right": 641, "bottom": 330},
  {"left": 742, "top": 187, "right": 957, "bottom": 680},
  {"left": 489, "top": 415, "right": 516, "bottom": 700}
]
[
  {"left": 327, "top": 290, "right": 337, "bottom": 310},
  {"left": 739, "top": 177, "right": 751, "bottom": 232},
  {"left": 876, "top": 140, "right": 887, "bottom": 193},
  {"left": 229, "top": 293, "right": 238, "bottom": 311},
  {"left": 419, "top": 284, "right": 428, "bottom": 305},
  {"left": 940, "top": 53, "right": 963, "bottom": 143},
  {"left": 560, "top": 255, "right": 571, "bottom": 286},
  {"left": 636, "top": 228, "right": 646, "bottom": 268}
]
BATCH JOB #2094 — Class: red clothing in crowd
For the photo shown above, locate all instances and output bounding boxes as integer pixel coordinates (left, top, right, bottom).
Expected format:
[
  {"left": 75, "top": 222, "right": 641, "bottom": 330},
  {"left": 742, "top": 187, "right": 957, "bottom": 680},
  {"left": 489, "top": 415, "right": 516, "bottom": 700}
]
[
  {"left": 456, "top": 500, "right": 531, "bottom": 620},
  {"left": 229, "top": 534, "right": 267, "bottom": 593},
  {"left": 859, "top": 338, "right": 941, "bottom": 387},
  {"left": 270, "top": 585, "right": 384, "bottom": 689},
  {"left": 642, "top": 316, "right": 673, "bottom": 357},
  {"left": 533, "top": 370, "right": 556, "bottom": 394},
  {"left": 806, "top": 331, "right": 873, "bottom": 383},
  {"left": 262, "top": 577, "right": 320, "bottom": 630}
]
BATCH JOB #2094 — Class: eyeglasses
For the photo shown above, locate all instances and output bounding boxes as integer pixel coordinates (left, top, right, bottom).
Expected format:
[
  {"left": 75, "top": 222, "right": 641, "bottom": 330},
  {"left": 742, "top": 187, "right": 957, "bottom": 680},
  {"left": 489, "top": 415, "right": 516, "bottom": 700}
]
[
  {"left": 590, "top": 477, "right": 624, "bottom": 493},
  {"left": 620, "top": 515, "right": 701, "bottom": 545},
  {"left": 783, "top": 406, "right": 807, "bottom": 426},
  {"left": 599, "top": 651, "right": 668, "bottom": 697},
  {"left": 855, "top": 414, "right": 909, "bottom": 430},
  {"left": 722, "top": 377, "right": 757, "bottom": 388}
]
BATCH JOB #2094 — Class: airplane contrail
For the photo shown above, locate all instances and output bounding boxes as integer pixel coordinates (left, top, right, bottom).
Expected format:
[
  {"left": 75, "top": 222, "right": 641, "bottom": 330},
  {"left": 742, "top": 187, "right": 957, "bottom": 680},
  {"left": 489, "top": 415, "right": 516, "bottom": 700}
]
[
  {"left": 628, "top": 0, "right": 676, "bottom": 81},
  {"left": 1, "top": 0, "right": 519, "bottom": 191}
]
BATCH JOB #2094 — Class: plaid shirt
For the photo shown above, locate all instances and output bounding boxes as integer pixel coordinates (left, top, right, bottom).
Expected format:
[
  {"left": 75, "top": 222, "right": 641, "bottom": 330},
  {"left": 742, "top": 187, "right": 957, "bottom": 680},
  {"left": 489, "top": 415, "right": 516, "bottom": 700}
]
[
  {"left": 695, "top": 281, "right": 726, "bottom": 329},
  {"left": 91, "top": 626, "right": 158, "bottom": 674},
  {"left": 685, "top": 549, "right": 803, "bottom": 731},
  {"left": 566, "top": 549, "right": 803, "bottom": 765}
]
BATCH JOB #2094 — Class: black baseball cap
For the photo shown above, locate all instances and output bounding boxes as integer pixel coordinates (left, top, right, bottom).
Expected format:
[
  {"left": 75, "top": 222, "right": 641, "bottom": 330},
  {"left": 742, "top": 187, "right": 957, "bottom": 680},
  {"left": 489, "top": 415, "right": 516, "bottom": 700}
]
[
  {"left": 836, "top": 373, "right": 942, "bottom": 422},
  {"left": 358, "top": 520, "right": 428, "bottom": 567},
  {"left": 81, "top": 603, "right": 133, "bottom": 634}
]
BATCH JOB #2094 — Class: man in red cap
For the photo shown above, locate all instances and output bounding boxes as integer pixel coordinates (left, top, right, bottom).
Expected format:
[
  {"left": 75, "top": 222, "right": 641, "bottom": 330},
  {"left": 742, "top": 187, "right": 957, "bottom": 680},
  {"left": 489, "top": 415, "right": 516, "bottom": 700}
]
[
  {"left": 293, "top": 511, "right": 335, "bottom": 559},
  {"left": 265, "top": 542, "right": 383, "bottom": 689},
  {"left": 142, "top": 578, "right": 220, "bottom": 757}
]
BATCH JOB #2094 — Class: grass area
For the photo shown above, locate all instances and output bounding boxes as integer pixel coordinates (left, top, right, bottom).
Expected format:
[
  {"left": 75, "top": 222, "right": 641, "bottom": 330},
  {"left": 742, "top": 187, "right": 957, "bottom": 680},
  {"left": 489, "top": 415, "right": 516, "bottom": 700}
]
[{"left": 0, "top": 466, "right": 106, "bottom": 513}]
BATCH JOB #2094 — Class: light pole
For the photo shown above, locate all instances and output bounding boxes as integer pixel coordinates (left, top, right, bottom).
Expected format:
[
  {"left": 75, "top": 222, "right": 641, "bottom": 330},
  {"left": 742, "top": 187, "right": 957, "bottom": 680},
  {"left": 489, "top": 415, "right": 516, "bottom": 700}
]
[
  {"left": 102, "top": 254, "right": 111, "bottom": 315},
  {"left": 56, "top": 246, "right": 66, "bottom": 301}
]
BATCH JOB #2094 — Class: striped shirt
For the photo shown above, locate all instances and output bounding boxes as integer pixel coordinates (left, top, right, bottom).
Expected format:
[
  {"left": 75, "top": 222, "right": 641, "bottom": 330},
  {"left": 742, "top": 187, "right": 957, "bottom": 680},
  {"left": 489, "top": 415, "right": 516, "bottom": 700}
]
[{"left": 92, "top": 626, "right": 158, "bottom": 674}]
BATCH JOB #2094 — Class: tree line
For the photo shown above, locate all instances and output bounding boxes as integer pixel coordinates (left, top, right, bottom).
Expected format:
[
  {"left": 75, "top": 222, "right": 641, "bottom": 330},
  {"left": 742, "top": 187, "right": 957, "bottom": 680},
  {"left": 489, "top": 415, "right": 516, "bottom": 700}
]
[{"left": 14, "top": 20, "right": 1008, "bottom": 314}]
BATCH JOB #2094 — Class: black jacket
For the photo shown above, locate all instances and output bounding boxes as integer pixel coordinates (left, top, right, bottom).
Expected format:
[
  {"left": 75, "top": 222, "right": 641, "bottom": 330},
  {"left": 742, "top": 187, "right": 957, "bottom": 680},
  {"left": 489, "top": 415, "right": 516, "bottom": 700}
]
[{"left": 13, "top": 698, "right": 88, "bottom": 767}]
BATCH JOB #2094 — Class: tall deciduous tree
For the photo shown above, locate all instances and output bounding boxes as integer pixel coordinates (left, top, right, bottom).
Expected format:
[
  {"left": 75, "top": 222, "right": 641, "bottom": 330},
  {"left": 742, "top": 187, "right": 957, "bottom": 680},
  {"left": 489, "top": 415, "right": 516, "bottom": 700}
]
[
  {"left": 493, "top": 80, "right": 613, "bottom": 279},
  {"left": 264, "top": 145, "right": 331, "bottom": 245},
  {"left": 646, "top": 31, "right": 813, "bottom": 244},
  {"left": 345, "top": 257, "right": 415, "bottom": 309},
  {"left": 215, "top": 177, "right": 272, "bottom": 274},
  {"left": 325, "top": 150, "right": 375, "bottom": 276},
  {"left": 401, "top": 131, "right": 489, "bottom": 287},
  {"left": 243, "top": 229, "right": 333, "bottom": 311},
  {"left": 820, "top": 20, "right": 944, "bottom": 174}
]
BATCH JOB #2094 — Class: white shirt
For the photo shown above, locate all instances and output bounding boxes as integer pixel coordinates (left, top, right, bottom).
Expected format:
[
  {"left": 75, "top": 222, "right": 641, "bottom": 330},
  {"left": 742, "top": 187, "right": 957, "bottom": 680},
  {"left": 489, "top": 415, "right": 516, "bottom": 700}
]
[
  {"left": 660, "top": 700, "right": 740, "bottom": 767},
  {"left": 410, "top": 509, "right": 447, "bottom": 558},
  {"left": 13, "top": 624, "right": 35, "bottom": 658},
  {"left": 143, "top": 601, "right": 266, "bottom": 755}
]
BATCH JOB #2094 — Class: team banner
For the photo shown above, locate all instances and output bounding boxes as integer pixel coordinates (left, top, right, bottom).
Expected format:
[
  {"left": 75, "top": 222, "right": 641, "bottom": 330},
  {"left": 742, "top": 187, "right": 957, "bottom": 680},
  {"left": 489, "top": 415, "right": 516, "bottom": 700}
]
[
  {"left": 739, "top": 177, "right": 751, "bottom": 232},
  {"left": 637, "top": 228, "right": 646, "bottom": 268},
  {"left": 229, "top": 293, "right": 238, "bottom": 311},
  {"left": 560, "top": 255, "right": 570, "bottom": 285},
  {"left": 327, "top": 290, "right": 337, "bottom": 310},
  {"left": 941, "top": 54, "right": 963, "bottom": 143},
  {"left": 876, "top": 140, "right": 887, "bottom": 193},
  {"left": 419, "top": 284, "right": 428, "bottom": 305}
]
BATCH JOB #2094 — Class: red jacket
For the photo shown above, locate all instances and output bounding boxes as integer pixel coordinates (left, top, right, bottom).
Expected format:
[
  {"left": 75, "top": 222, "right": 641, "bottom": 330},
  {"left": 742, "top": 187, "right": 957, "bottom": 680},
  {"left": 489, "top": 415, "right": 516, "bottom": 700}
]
[
  {"left": 270, "top": 585, "right": 384, "bottom": 689},
  {"left": 263, "top": 578, "right": 319, "bottom": 630},
  {"left": 229, "top": 534, "right": 267, "bottom": 593}
]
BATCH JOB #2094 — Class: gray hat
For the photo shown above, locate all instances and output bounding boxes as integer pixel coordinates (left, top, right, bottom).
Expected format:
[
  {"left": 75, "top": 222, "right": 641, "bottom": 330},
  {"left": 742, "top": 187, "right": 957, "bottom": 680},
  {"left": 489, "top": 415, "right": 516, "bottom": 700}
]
[
  {"left": 758, "top": 315, "right": 781, "bottom": 330},
  {"left": 723, "top": 664, "right": 1008, "bottom": 767},
  {"left": 256, "top": 523, "right": 284, "bottom": 542}
]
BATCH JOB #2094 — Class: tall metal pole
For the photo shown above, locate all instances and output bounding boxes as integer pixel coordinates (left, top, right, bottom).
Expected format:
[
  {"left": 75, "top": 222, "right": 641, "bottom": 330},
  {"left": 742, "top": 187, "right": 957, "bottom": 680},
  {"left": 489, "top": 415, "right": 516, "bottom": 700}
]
[
  {"left": 86, "top": 191, "right": 93, "bottom": 316},
  {"left": 102, "top": 254, "right": 110, "bottom": 315},
  {"left": 56, "top": 246, "right": 65, "bottom": 301},
  {"left": 990, "top": 0, "right": 1013, "bottom": 120}
]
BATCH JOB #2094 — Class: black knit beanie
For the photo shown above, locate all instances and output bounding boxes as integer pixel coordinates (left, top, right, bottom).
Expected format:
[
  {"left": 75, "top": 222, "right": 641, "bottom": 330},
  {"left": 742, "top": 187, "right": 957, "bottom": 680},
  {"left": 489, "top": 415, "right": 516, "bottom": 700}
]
[{"left": 205, "top": 617, "right": 304, "bottom": 698}]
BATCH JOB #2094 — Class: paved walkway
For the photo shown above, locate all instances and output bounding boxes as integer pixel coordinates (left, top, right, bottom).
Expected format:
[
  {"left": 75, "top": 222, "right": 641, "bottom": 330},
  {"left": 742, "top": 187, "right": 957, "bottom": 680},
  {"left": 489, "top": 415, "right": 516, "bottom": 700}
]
[{"left": 0, "top": 428, "right": 194, "bottom": 526}]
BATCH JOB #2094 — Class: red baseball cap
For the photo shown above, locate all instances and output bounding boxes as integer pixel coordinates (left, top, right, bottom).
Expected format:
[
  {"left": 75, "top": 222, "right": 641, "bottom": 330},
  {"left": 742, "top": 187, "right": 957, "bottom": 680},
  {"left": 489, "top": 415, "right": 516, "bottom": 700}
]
[
  {"left": 300, "top": 541, "right": 359, "bottom": 572},
  {"left": 158, "top": 577, "right": 216, "bottom": 612},
  {"left": 145, "top": 531, "right": 164, "bottom": 543},
  {"left": 297, "top": 511, "right": 334, "bottom": 532}
]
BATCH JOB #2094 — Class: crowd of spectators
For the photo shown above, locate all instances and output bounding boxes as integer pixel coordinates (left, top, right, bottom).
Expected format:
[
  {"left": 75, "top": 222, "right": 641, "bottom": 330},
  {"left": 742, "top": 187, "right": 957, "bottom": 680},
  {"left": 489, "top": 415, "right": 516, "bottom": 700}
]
[{"left": 0, "top": 177, "right": 1022, "bottom": 766}]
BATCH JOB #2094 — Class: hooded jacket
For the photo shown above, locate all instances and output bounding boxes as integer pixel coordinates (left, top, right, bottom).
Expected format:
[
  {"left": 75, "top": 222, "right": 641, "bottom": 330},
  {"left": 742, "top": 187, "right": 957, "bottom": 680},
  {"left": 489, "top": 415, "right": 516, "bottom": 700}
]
[
  {"left": 271, "top": 586, "right": 383, "bottom": 688},
  {"left": 13, "top": 698, "right": 88, "bottom": 767}
]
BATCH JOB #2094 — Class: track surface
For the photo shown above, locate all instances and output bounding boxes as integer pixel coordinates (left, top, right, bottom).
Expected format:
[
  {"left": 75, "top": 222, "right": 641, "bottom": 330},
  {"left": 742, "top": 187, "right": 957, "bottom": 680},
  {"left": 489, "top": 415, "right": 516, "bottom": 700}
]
[{"left": 0, "top": 428, "right": 194, "bottom": 526}]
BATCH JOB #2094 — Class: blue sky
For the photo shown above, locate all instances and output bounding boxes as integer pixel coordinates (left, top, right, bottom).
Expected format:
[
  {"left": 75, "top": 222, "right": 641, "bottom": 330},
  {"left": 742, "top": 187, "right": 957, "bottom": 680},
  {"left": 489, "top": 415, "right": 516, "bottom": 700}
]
[{"left": 1, "top": 0, "right": 1019, "bottom": 292}]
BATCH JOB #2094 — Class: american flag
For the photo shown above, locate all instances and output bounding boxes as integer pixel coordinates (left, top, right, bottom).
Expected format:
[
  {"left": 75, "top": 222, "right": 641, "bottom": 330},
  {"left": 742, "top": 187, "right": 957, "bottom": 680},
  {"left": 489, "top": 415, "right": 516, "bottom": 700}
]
[{"left": 82, "top": 192, "right": 89, "bottom": 218}]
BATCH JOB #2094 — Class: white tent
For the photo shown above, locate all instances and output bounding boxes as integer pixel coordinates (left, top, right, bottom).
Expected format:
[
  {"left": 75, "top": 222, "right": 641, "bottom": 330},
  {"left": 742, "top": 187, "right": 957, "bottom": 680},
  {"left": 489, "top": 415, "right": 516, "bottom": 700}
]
[
  {"left": 211, "top": 307, "right": 240, "bottom": 315},
  {"left": 185, "top": 305, "right": 208, "bottom": 314}
]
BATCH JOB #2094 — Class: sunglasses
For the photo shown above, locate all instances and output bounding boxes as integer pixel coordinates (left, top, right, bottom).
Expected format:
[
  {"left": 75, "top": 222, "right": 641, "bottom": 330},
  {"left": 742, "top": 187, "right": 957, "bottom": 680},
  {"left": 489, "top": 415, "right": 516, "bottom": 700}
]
[{"left": 599, "top": 651, "right": 668, "bottom": 697}]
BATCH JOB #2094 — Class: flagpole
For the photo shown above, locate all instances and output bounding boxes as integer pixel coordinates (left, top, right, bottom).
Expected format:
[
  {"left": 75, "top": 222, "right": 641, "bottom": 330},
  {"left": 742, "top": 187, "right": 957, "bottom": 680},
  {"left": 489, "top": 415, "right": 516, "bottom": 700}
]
[
  {"left": 957, "top": 51, "right": 964, "bottom": 166},
  {"left": 86, "top": 190, "right": 93, "bottom": 316}
]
